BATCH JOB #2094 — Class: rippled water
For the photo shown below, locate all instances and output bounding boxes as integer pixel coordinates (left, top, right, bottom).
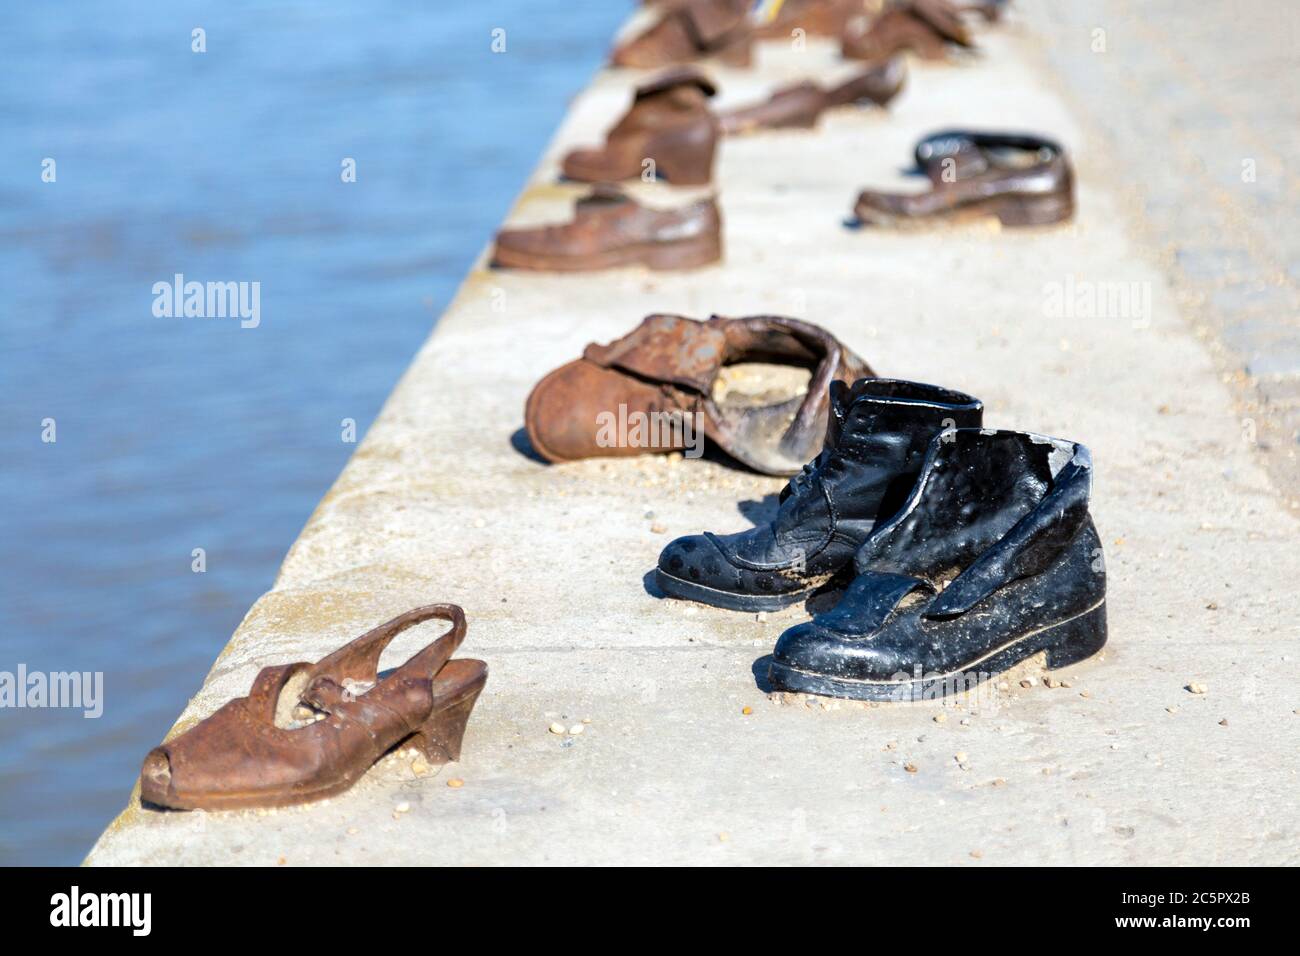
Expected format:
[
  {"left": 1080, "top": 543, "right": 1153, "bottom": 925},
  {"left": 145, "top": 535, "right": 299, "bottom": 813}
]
[{"left": 0, "top": 1, "right": 629, "bottom": 865}]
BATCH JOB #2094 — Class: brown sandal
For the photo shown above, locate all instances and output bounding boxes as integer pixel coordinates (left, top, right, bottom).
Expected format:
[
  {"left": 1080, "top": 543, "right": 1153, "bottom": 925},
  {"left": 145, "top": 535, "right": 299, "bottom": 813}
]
[{"left": 139, "top": 605, "right": 486, "bottom": 811}]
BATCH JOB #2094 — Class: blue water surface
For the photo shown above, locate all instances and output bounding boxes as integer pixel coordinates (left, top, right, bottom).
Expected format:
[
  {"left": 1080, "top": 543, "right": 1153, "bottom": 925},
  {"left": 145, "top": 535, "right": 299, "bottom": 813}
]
[{"left": 0, "top": 1, "right": 630, "bottom": 865}]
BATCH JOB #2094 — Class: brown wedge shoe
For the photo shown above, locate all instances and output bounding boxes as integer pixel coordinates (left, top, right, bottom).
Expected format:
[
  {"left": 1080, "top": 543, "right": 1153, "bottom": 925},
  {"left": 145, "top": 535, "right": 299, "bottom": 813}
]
[
  {"left": 853, "top": 130, "right": 1075, "bottom": 228},
  {"left": 563, "top": 69, "right": 719, "bottom": 186},
  {"left": 720, "top": 58, "right": 905, "bottom": 135},
  {"left": 492, "top": 185, "right": 722, "bottom": 272},
  {"left": 524, "top": 314, "right": 874, "bottom": 475},
  {"left": 842, "top": 0, "right": 974, "bottom": 62},
  {"left": 139, "top": 605, "right": 487, "bottom": 811}
]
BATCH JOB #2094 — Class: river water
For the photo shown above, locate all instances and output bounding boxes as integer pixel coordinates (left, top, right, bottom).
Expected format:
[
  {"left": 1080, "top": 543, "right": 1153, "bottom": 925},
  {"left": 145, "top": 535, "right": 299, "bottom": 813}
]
[{"left": 0, "top": 1, "right": 629, "bottom": 864}]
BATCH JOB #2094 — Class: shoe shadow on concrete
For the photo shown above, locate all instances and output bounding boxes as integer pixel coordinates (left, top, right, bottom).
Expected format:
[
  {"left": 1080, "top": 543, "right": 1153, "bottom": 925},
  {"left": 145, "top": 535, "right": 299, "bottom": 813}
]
[
  {"left": 751, "top": 654, "right": 775, "bottom": 693},
  {"left": 641, "top": 568, "right": 665, "bottom": 600},
  {"left": 510, "top": 427, "right": 549, "bottom": 465}
]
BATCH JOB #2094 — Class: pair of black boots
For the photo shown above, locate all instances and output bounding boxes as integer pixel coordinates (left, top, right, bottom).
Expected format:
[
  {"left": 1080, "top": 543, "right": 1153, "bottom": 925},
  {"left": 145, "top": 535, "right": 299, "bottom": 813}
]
[{"left": 655, "top": 379, "right": 1107, "bottom": 701}]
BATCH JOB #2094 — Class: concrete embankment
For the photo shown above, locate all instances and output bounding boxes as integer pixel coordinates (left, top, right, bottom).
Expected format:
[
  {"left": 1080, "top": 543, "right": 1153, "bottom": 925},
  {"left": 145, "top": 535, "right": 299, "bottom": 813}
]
[{"left": 88, "top": 3, "right": 1300, "bottom": 865}]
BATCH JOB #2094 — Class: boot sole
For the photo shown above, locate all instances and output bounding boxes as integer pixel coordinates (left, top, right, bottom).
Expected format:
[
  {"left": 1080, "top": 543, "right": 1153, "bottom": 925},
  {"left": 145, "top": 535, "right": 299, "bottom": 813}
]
[
  {"left": 853, "top": 192, "right": 1075, "bottom": 230},
  {"left": 768, "top": 598, "right": 1107, "bottom": 701},
  {"left": 655, "top": 568, "right": 813, "bottom": 612}
]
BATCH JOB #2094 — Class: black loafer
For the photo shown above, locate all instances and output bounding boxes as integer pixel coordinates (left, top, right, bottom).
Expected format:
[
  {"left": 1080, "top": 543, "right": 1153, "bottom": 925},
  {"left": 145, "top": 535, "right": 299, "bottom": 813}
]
[{"left": 769, "top": 429, "right": 1107, "bottom": 700}]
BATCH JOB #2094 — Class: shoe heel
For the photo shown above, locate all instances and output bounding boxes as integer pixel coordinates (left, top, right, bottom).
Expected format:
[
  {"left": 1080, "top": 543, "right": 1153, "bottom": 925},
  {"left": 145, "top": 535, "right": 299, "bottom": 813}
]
[
  {"left": 409, "top": 671, "right": 486, "bottom": 763},
  {"left": 645, "top": 233, "right": 722, "bottom": 270},
  {"left": 991, "top": 193, "right": 1074, "bottom": 227},
  {"left": 1043, "top": 601, "right": 1107, "bottom": 669}
]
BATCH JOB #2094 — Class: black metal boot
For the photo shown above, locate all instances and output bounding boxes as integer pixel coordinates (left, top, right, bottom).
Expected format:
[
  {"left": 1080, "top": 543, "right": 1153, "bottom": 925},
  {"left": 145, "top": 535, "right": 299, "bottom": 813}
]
[
  {"left": 654, "top": 379, "right": 983, "bottom": 611},
  {"left": 768, "top": 429, "right": 1107, "bottom": 700}
]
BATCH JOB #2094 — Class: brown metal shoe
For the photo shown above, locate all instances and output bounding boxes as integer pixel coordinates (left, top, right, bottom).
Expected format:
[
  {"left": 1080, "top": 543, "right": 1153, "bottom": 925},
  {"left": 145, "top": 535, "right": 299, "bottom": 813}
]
[
  {"left": 842, "top": 0, "right": 974, "bottom": 63},
  {"left": 613, "top": 0, "right": 754, "bottom": 69},
  {"left": 139, "top": 605, "right": 487, "bottom": 811},
  {"left": 613, "top": 0, "right": 863, "bottom": 69},
  {"left": 720, "top": 58, "right": 905, "bottom": 135},
  {"left": 524, "top": 314, "right": 874, "bottom": 475},
  {"left": 853, "top": 130, "right": 1075, "bottom": 228},
  {"left": 563, "top": 69, "right": 720, "bottom": 186},
  {"left": 492, "top": 185, "right": 722, "bottom": 272}
]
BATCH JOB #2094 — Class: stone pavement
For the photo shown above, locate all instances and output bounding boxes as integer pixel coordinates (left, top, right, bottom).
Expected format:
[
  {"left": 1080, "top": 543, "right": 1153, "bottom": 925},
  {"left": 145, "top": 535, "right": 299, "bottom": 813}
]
[
  {"left": 88, "top": 2, "right": 1300, "bottom": 865},
  {"left": 1020, "top": 0, "right": 1300, "bottom": 506}
]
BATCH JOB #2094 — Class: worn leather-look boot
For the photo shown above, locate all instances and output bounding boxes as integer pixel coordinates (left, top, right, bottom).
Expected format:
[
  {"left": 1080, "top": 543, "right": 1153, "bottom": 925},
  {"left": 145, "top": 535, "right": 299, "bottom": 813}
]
[
  {"left": 525, "top": 314, "right": 873, "bottom": 475},
  {"left": 562, "top": 69, "right": 719, "bottom": 186},
  {"left": 769, "top": 430, "right": 1107, "bottom": 701},
  {"left": 656, "top": 379, "right": 983, "bottom": 611}
]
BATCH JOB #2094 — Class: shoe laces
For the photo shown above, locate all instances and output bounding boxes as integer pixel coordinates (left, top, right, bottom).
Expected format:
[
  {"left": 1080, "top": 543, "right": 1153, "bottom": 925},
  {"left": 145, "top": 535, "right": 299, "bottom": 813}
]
[{"left": 782, "top": 448, "right": 830, "bottom": 502}]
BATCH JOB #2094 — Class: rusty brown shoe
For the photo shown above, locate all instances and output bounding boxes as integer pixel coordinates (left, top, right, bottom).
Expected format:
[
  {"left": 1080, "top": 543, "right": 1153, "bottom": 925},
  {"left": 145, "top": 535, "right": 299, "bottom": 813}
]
[
  {"left": 854, "top": 130, "right": 1075, "bottom": 228},
  {"left": 524, "top": 314, "right": 874, "bottom": 475},
  {"left": 563, "top": 69, "right": 720, "bottom": 186},
  {"left": 720, "top": 58, "right": 905, "bottom": 135},
  {"left": 842, "top": 0, "right": 974, "bottom": 62},
  {"left": 139, "top": 605, "right": 486, "bottom": 811},
  {"left": 492, "top": 185, "right": 722, "bottom": 272},
  {"left": 614, "top": 0, "right": 861, "bottom": 68},
  {"left": 613, "top": 0, "right": 754, "bottom": 69}
]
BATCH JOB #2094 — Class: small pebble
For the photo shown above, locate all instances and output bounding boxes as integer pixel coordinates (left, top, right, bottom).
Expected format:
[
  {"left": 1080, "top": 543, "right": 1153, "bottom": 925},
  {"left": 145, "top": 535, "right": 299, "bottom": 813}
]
[
  {"left": 997, "top": 681, "right": 1010, "bottom": 692},
  {"left": 346, "top": 827, "right": 359, "bottom": 835},
  {"left": 1186, "top": 682, "right": 1208, "bottom": 694},
  {"left": 718, "top": 832, "right": 730, "bottom": 843},
  {"left": 885, "top": 741, "right": 898, "bottom": 751},
  {"left": 447, "top": 778, "right": 464, "bottom": 789},
  {"left": 755, "top": 612, "right": 768, "bottom": 623},
  {"left": 954, "top": 751, "right": 968, "bottom": 763},
  {"left": 970, "top": 849, "right": 983, "bottom": 859},
  {"left": 741, "top": 706, "right": 753, "bottom": 715},
  {"left": 1166, "top": 706, "right": 1179, "bottom": 715},
  {"left": 904, "top": 763, "right": 918, "bottom": 774},
  {"left": 959, "top": 718, "right": 971, "bottom": 726},
  {"left": 394, "top": 801, "right": 411, "bottom": 814},
  {"left": 1205, "top": 602, "right": 1218, "bottom": 610},
  {"left": 991, "top": 778, "right": 1006, "bottom": 787},
  {"left": 548, "top": 722, "right": 566, "bottom": 735},
  {"left": 411, "top": 758, "right": 431, "bottom": 777},
  {"left": 933, "top": 713, "right": 947, "bottom": 724},
  {"left": 650, "top": 522, "right": 667, "bottom": 534},
  {"left": 1045, "top": 677, "right": 1060, "bottom": 689},
  {"left": 1079, "top": 690, "right": 1092, "bottom": 699},
  {"left": 1218, "top": 718, "right": 1229, "bottom": 727},
  {"left": 569, "top": 723, "right": 585, "bottom": 735},
  {"left": 1020, "top": 679, "right": 1034, "bottom": 689}
]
